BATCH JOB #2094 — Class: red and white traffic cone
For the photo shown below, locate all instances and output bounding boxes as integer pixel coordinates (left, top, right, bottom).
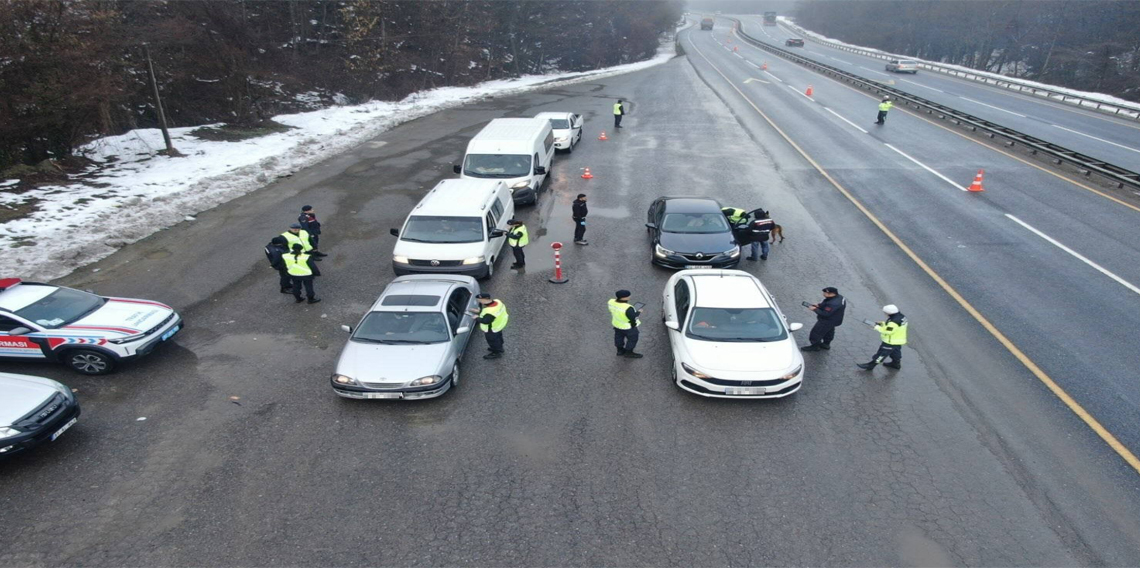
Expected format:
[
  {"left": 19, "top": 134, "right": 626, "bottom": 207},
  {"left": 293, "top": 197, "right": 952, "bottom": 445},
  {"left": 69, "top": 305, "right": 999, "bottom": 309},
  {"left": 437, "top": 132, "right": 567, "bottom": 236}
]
[
  {"left": 967, "top": 169, "right": 985, "bottom": 192},
  {"left": 581, "top": 168, "right": 594, "bottom": 179},
  {"left": 549, "top": 242, "right": 569, "bottom": 284},
  {"left": 598, "top": 131, "right": 608, "bottom": 141}
]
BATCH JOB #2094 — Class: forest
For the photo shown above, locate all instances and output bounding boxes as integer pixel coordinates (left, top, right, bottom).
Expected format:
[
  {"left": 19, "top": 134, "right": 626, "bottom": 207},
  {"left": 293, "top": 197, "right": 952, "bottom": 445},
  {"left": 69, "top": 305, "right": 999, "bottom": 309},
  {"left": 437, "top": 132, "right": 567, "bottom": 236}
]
[
  {"left": 0, "top": 0, "right": 682, "bottom": 171},
  {"left": 793, "top": 0, "right": 1140, "bottom": 103}
]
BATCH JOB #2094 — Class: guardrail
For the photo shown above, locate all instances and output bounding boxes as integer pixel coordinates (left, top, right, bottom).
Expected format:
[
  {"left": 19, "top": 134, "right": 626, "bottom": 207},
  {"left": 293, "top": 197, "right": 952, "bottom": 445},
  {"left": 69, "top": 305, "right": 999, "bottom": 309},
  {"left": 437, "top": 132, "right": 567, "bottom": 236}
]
[
  {"left": 729, "top": 19, "right": 1140, "bottom": 192},
  {"left": 774, "top": 19, "right": 1140, "bottom": 122}
]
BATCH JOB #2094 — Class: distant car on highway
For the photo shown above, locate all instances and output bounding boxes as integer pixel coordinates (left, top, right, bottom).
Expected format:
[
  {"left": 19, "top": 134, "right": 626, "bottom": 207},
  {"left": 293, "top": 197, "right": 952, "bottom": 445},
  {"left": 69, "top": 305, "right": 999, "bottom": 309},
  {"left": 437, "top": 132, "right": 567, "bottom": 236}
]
[
  {"left": 0, "top": 278, "right": 182, "bottom": 375},
  {"left": 662, "top": 270, "right": 804, "bottom": 399},
  {"left": 886, "top": 59, "right": 918, "bottom": 73},
  {"left": 331, "top": 275, "right": 480, "bottom": 400},
  {"left": 646, "top": 197, "right": 740, "bottom": 270},
  {"left": 0, "top": 372, "right": 80, "bottom": 458},
  {"left": 785, "top": 38, "right": 805, "bottom": 47},
  {"left": 534, "top": 112, "right": 583, "bottom": 152},
  {"left": 700, "top": 18, "right": 714, "bottom": 30}
]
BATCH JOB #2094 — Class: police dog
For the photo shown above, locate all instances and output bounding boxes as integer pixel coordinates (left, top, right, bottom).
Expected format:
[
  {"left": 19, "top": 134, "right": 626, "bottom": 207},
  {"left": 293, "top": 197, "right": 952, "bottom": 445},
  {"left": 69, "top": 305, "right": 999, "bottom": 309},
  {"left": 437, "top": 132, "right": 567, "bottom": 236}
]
[{"left": 771, "top": 223, "right": 785, "bottom": 243}]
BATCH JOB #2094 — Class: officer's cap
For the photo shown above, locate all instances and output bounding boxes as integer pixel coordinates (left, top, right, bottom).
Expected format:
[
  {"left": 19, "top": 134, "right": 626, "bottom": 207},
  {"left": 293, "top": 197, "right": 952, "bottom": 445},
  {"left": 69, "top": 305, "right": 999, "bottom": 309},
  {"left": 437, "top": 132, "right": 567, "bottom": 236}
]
[
  {"left": 289, "top": 223, "right": 302, "bottom": 229},
  {"left": 822, "top": 287, "right": 838, "bottom": 294},
  {"left": 615, "top": 289, "right": 631, "bottom": 299},
  {"left": 271, "top": 236, "right": 288, "bottom": 245},
  {"left": 507, "top": 219, "right": 521, "bottom": 225},
  {"left": 476, "top": 293, "right": 492, "bottom": 300},
  {"left": 291, "top": 243, "right": 304, "bottom": 251},
  {"left": 883, "top": 304, "right": 899, "bottom": 314},
  {"left": 301, "top": 205, "right": 313, "bottom": 211}
]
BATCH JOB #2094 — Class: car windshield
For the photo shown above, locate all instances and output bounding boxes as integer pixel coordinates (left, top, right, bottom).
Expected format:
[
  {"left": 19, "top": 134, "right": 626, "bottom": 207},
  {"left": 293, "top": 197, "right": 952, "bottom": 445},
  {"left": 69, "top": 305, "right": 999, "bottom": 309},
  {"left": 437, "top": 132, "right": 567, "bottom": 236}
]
[
  {"left": 686, "top": 307, "right": 788, "bottom": 342},
  {"left": 661, "top": 212, "right": 731, "bottom": 234},
  {"left": 353, "top": 312, "right": 450, "bottom": 344},
  {"left": 548, "top": 118, "right": 570, "bottom": 129},
  {"left": 400, "top": 216, "right": 484, "bottom": 244},
  {"left": 463, "top": 154, "right": 531, "bottom": 178},
  {"left": 15, "top": 287, "right": 105, "bottom": 329}
]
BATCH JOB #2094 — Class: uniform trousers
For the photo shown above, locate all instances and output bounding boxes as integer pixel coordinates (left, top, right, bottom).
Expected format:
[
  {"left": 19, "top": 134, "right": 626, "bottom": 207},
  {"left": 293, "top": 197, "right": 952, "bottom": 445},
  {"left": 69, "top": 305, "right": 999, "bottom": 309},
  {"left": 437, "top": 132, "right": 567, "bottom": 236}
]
[{"left": 614, "top": 327, "right": 639, "bottom": 352}]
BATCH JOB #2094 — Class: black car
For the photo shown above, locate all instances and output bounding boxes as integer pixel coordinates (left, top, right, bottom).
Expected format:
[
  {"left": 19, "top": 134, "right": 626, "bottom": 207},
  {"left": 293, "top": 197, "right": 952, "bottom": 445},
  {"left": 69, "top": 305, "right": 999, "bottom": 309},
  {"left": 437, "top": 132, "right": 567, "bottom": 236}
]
[
  {"left": 785, "top": 38, "right": 804, "bottom": 47},
  {"left": 646, "top": 197, "right": 741, "bottom": 269},
  {"left": 0, "top": 372, "right": 80, "bottom": 458}
]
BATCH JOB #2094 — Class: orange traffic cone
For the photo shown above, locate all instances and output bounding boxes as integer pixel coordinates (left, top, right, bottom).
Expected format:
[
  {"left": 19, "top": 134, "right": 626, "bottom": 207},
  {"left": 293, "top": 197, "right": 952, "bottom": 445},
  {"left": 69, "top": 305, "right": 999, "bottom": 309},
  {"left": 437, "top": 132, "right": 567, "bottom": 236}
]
[
  {"left": 967, "top": 169, "right": 985, "bottom": 192},
  {"left": 761, "top": 62, "right": 768, "bottom": 70},
  {"left": 598, "top": 131, "right": 608, "bottom": 141},
  {"left": 581, "top": 168, "right": 594, "bottom": 180},
  {"left": 806, "top": 85, "right": 814, "bottom": 97},
  {"left": 733, "top": 46, "right": 738, "bottom": 52}
]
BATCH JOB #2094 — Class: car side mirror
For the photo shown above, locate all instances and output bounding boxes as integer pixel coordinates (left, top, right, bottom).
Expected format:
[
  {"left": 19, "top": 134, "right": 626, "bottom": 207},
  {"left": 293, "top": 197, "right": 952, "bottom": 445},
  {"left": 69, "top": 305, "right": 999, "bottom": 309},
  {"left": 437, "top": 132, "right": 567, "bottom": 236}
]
[
  {"left": 664, "top": 321, "right": 679, "bottom": 331},
  {"left": 456, "top": 326, "right": 471, "bottom": 334},
  {"left": 534, "top": 166, "right": 546, "bottom": 175},
  {"left": 789, "top": 323, "right": 803, "bottom": 332},
  {"left": 453, "top": 164, "right": 462, "bottom": 174},
  {"left": 341, "top": 325, "right": 353, "bottom": 333},
  {"left": 389, "top": 228, "right": 399, "bottom": 237},
  {"left": 7, "top": 327, "right": 31, "bottom": 336},
  {"left": 645, "top": 223, "right": 656, "bottom": 229},
  {"left": 490, "top": 229, "right": 507, "bottom": 237}
]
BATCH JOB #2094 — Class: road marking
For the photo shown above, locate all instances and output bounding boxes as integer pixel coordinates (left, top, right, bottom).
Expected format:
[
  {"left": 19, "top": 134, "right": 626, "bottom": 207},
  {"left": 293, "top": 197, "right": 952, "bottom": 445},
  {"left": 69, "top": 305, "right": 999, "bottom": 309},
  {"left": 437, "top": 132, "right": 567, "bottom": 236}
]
[
  {"left": 744, "top": 78, "right": 770, "bottom": 84},
  {"left": 686, "top": 31, "right": 1140, "bottom": 476},
  {"left": 884, "top": 144, "right": 967, "bottom": 191},
  {"left": 1052, "top": 124, "right": 1140, "bottom": 154},
  {"left": 1006, "top": 214, "right": 1140, "bottom": 296},
  {"left": 859, "top": 66, "right": 892, "bottom": 76},
  {"left": 824, "top": 107, "right": 869, "bottom": 133},
  {"left": 790, "top": 84, "right": 814, "bottom": 100},
  {"left": 959, "top": 96, "right": 1028, "bottom": 118},
  {"left": 900, "top": 78, "right": 944, "bottom": 93},
  {"left": 763, "top": 70, "right": 783, "bottom": 83},
  {"left": 831, "top": 57, "right": 852, "bottom": 65}
]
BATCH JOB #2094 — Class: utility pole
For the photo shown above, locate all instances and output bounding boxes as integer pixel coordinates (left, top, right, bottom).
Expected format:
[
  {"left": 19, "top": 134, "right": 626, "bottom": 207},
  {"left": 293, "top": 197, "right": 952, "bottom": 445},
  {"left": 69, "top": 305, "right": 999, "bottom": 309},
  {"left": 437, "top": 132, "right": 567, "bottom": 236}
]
[{"left": 144, "top": 44, "right": 180, "bottom": 157}]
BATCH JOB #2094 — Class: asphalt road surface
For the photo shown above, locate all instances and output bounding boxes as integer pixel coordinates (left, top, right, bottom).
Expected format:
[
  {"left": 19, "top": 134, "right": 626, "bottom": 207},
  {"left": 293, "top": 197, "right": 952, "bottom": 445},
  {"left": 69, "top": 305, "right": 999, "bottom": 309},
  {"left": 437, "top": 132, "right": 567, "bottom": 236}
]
[
  {"left": 737, "top": 16, "right": 1140, "bottom": 173},
  {"left": 3, "top": 24, "right": 1140, "bottom": 566}
]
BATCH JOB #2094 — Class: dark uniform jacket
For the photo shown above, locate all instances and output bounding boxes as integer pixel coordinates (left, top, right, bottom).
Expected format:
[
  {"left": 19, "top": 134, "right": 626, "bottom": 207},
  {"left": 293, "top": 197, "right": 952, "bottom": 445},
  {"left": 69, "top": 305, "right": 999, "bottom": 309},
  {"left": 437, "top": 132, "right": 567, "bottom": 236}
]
[
  {"left": 299, "top": 212, "right": 322, "bottom": 235},
  {"left": 572, "top": 200, "right": 588, "bottom": 221},
  {"left": 816, "top": 295, "right": 846, "bottom": 325},
  {"left": 264, "top": 242, "right": 288, "bottom": 270}
]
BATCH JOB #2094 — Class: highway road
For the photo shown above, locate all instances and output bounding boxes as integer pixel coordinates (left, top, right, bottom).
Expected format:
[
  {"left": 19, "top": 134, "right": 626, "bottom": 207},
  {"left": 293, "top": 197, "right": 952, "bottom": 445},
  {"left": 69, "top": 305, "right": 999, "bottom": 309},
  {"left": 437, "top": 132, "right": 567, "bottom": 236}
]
[
  {"left": 2, "top": 21, "right": 1140, "bottom": 566},
  {"left": 737, "top": 15, "right": 1140, "bottom": 173}
]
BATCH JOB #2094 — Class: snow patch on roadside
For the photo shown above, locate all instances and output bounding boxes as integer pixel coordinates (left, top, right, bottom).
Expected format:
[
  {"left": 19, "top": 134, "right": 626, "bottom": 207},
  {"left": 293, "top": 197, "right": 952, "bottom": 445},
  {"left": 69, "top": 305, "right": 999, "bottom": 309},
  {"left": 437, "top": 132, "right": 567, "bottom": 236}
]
[{"left": 2, "top": 45, "right": 675, "bottom": 281}]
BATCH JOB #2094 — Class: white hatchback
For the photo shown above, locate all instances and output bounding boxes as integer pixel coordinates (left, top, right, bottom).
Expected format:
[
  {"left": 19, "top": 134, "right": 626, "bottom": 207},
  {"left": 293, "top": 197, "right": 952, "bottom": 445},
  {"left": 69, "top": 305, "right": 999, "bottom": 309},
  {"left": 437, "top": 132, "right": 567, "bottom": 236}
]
[
  {"left": 534, "top": 112, "right": 583, "bottom": 152},
  {"left": 662, "top": 270, "right": 804, "bottom": 399}
]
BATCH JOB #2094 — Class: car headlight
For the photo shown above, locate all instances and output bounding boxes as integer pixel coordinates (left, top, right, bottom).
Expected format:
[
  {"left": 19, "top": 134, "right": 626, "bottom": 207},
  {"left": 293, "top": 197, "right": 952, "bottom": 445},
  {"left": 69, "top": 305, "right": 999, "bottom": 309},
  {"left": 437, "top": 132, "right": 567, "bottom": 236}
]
[
  {"left": 779, "top": 365, "right": 803, "bottom": 381},
  {"left": 462, "top": 256, "right": 486, "bottom": 265},
  {"left": 681, "top": 362, "right": 713, "bottom": 380},
  {"left": 108, "top": 334, "right": 146, "bottom": 344},
  {"left": 331, "top": 374, "right": 359, "bottom": 386},
  {"left": 0, "top": 426, "right": 22, "bottom": 440},
  {"left": 393, "top": 255, "right": 409, "bottom": 264},
  {"left": 655, "top": 244, "right": 675, "bottom": 258},
  {"left": 726, "top": 246, "right": 740, "bottom": 258},
  {"left": 556, "top": 137, "right": 568, "bottom": 143},
  {"left": 409, "top": 375, "right": 442, "bottom": 386},
  {"left": 511, "top": 181, "right": 531, "bottom": 190}
]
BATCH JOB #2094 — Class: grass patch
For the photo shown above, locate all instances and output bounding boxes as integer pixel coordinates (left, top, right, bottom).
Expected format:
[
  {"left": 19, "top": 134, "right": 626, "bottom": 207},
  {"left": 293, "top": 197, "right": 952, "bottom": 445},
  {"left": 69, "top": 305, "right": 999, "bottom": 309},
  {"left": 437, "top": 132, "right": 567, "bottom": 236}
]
[{"left": 190, "top": 120, "right": 294, "bottom": 142}]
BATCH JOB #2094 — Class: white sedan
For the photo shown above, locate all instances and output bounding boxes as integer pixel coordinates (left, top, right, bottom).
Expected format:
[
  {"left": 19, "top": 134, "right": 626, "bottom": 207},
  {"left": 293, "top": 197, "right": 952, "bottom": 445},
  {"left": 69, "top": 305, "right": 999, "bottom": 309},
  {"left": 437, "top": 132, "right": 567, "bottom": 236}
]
[
  {"left": 534, "top": 112, "right": 583, "bottom": 152},
  {"left": 662, "top": 269, "right": 805, "bottom": 398}
]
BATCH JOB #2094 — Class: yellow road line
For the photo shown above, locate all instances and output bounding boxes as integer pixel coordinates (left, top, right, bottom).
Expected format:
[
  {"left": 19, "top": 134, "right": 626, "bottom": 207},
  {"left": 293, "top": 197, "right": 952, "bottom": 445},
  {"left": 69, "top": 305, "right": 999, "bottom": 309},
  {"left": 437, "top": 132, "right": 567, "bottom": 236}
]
[{"left": 688, "top": 32, "right": 1140, "bottom": 475}]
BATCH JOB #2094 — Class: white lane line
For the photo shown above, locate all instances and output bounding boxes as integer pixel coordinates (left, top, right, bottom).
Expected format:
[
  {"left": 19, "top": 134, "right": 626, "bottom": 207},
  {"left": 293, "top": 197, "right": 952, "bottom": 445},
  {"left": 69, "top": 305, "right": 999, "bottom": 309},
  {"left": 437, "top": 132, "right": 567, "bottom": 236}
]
[
  {"left": 763, "top": 70, "right": 783, "bottom": 83},
  {"left": 733, "top": 52, "right": 744, "bottom": 59},
  {"left": 1006, "top": 214, "right": 1140, "bottom": 297},
  {"left": 831, "top": 57, "right": 852, "bottom": 65},
  {"left": 958, "top": 96, "right": 1028, "bottom": 118},
  {"left": 860, "top": 66, "right": 892, "bottom": 76},
  {"left": 790, "top": 84, "right": 814, "bottom": 100},
  {"left": 1052, "top": 124, "right": 1140, "bottom": 154},
  {"left": 883, "top": 144, "right": 967, "bottom": 191},
  {"left": 900, "top": 78, "right": 944, "bottom": 93},
  {"left": 824, "top": 107, "right": 869, "bottom": 134}
]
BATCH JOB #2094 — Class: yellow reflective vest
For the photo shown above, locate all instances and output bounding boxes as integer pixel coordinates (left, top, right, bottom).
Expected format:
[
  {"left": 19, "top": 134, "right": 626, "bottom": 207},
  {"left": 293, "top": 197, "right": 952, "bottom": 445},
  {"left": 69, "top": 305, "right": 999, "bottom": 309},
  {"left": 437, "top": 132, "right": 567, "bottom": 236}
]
[
  {"left": 722, "top": 207, "right": 748, "bottom": 224},
  {"left": 508, "top": 224, "right": 529, "bottom": 247},
  {"left": 613, "top": 102, "right": 623, "bottom": 115},
  {"left": 878, "top": 101, "right": 894, "bottom": 112},
  {"left": 281, "top": 230, "right": 313, "bottom": 253},
  {"left": 875, "top": 315, "right": 908, "bottom": 345},
  {"left": 608, "top": 299, "right": 639, "bottom": 330},
  {"left": 283, "top": 252, "right": 313, "bottom": 277},
  {"left": 478, "top": 301, "right": 509, "bottom": 332}
]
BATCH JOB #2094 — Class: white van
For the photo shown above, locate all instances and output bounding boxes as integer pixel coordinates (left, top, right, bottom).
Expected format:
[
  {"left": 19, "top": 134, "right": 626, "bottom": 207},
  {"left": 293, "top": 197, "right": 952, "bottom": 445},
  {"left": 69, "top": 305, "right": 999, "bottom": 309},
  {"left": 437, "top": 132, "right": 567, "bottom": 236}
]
[
  {"left": 389, "top": 179, "right": 514, "bottom": 279},
  {"left": 453, "top": 118, "right": 555, "bottom": 205}
]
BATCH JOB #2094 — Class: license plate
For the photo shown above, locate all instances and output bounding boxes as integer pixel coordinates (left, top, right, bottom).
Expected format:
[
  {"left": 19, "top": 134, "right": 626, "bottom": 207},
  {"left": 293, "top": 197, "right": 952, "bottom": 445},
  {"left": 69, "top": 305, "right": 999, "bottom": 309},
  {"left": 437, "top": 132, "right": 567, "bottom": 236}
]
[
  {"left": 160, "top": 325, "right": 180, "bottom": 342},
  {"left": 51, "top": 417, "right": 77, "bottom": 441},
  {"left": 686, "top": 265, "right": 714, "bottom": 269},
  {"left": 725, "top": 386, "right": 766, "bottom": 396},
  {"left": 361, "top": 392, "right": 403, "bottom": 399}
]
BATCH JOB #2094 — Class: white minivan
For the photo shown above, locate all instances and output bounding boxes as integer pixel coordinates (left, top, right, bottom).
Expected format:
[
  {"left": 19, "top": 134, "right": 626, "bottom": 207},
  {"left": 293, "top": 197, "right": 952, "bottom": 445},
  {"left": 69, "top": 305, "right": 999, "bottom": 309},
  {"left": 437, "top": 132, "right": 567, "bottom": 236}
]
[
  {"left": 389, "top": 179, "right": 514, "bottom": 280},
  {"left": 453, "top": 118, "right": 555, "bottom": 205}
]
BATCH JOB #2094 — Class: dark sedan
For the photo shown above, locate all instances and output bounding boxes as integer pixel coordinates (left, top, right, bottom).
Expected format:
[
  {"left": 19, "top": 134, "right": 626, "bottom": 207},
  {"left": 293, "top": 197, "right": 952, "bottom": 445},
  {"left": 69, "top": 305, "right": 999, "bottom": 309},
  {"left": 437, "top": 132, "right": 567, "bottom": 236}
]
[{"left": 646, "top": 197, "right": 741, "bottom": 269}]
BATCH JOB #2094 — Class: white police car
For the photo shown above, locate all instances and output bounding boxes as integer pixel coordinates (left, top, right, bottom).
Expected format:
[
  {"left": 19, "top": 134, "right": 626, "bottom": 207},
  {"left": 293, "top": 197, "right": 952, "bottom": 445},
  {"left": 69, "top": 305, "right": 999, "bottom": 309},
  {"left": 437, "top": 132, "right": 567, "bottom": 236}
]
[{"left": 0, "top": 279, "right": 182, "bottom": 375}]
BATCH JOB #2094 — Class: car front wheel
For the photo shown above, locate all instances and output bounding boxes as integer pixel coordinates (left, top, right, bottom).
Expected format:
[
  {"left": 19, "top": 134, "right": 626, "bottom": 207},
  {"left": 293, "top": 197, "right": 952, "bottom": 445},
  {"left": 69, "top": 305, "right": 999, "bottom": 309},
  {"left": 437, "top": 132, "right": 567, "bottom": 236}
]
[
  {"left": 66, "top": 349, "right": 115, "bottom": 375},
  {"left": 450, "top": 362, "right": 460, "bottom": 389}
]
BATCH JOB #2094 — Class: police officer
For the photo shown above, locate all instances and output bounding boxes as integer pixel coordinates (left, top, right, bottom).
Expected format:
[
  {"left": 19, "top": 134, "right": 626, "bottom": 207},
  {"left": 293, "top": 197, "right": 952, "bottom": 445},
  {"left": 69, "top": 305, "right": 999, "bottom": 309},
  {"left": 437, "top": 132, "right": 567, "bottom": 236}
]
[
  {"left": 572, "top": 194, "right": 589, "bottom": 245},
  {"left": 744, "top": 209, "right": 775, "bottom": 261},
  {"left": 875, "top": 96, "right": 894, "bottom": 125},
  {"left": 613, "top": 99, "right": 625, "bottom": 129},
  {"left": 721, "top": 206, "right": 749, "bottom": 228},
  {"left": 283, "top": 243, "right": 321, "bottom": 304},
  {"left": 506, "top": 219, "right": 528, "bottom": 269},
  {"left": 468, "top": 293, "right": 508, "bottom": 359},
  {"left": 281, "top": 223, "right": 314, "bottom": 258},
  {"left": 857, "top": 304, "right": 907, "bottom": 370},
  {"left": 298, "top": 205, "right": 327, "bottom": 257},
  {"left": 264, "top": 236, "right": 292, "bottom": 294},
  {"left": 609, "top": 290, "right": 643, "bottom": 359},
  {"left": 801, "top": 287, "right": 845, "bottom": 351}
]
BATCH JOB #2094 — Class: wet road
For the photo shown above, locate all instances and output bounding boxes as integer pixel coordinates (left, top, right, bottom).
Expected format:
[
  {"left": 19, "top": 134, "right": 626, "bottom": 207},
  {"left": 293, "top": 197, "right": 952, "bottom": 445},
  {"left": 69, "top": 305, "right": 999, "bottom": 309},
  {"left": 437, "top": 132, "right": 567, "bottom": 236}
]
[{"left": 3, "top": 31, "right": 1140, "bottom": 566}]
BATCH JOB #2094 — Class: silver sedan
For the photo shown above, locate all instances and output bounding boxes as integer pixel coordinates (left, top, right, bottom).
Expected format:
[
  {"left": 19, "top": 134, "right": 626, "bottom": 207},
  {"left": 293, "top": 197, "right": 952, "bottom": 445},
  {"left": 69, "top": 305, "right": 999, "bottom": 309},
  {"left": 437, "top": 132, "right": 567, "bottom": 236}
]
[{"left": 331, "top": 275, "right": 480, "bottom": 400}]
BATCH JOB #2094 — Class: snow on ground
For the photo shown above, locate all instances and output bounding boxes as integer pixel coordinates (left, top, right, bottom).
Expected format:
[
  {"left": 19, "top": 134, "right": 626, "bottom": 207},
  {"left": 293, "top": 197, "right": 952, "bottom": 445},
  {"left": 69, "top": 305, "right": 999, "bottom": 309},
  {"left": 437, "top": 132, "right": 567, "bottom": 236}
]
[
  {"left": 2, "top": 44, "right": 676, "bottom": 282},
  {"left": 777, "top": 17, "right": 1140, "bottom": 117}
]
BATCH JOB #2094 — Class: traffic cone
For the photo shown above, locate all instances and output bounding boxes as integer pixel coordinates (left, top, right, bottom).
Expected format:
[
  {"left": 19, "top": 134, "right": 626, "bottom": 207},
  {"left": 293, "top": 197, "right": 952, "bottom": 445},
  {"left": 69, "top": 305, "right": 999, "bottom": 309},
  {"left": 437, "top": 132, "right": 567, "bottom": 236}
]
[
  {"left": 761, "top": 62, "right": 768, "bottom": 70},
  {"left": 581, "top": 168, "right": 594, "bottom": 179},
  {"left": 967, "top": 169, "right": 985, "bottom": 192},
  {"left": 598, "top": 131, "right": 608, "bottom": 141},
  {"left": 806, "top": 85, "right": 814, "bottom": 97},
  {"left": 733, "top": 46, "right": 738, "bottom": 52}
]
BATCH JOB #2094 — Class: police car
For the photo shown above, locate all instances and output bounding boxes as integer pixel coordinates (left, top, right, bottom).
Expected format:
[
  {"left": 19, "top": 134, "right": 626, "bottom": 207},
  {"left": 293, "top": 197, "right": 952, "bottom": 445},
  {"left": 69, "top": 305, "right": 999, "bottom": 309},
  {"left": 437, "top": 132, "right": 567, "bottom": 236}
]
[{"left": 0, "top": 279, "right": 182, "bottom": 375}]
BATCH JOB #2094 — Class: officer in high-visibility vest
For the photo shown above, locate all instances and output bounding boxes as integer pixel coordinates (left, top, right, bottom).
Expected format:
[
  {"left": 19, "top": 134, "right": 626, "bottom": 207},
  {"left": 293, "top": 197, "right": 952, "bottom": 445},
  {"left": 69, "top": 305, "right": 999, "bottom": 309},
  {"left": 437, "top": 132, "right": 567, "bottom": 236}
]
[
  {"left": 281, "top": 223, "right": 316, "bottom": 258},
  {"left": 721, "top": 206, "right": 749, "bottom": 227},
  {"left": 857, "top": 304, "right": 907, "bottom": 370},
  {"left": 282, "top": 243, "right": 321, "bottom": 304},
  {"left": 469, "top": 293, "right": 508, "bottom": 359},
  {"left": 613, "top": 99, "right": 625, "bottom": 129},
  {"left": 875, "top": 97, "right": 894, "bottom": 125},
  {"left": 609, "top": 289, "right": 643, "bottom": 359},
  {"left": 506, "top": 219, "right": 529, "bottom": 270}
]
